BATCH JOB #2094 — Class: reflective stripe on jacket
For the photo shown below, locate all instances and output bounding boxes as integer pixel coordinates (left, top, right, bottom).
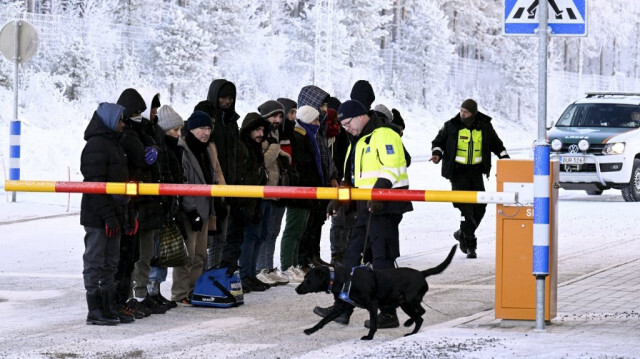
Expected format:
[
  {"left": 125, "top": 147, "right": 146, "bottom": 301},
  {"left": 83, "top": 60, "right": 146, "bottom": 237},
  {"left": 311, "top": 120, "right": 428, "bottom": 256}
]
[
  {"left": 348, "top": 127, "right": 409, "bottom": 189},
  {"left": 455, "top": 128, "right": 483, "bottom": 165}
]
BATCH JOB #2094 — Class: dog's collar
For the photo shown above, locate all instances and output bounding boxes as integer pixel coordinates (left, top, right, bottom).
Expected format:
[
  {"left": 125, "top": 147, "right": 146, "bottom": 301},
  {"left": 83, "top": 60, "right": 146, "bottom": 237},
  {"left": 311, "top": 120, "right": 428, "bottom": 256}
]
[{"left": 326, "top": 267, "right": 335, "bottom": 293}]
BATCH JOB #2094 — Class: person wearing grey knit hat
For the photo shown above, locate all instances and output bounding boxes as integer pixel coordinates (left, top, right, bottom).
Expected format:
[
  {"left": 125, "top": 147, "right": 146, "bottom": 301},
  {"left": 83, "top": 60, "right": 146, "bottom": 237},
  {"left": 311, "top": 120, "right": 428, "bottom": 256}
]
[
  {"left": 374, "top": 104, "right": 393, "bottom": 123},
  {"left": 430, "top": 98, "right": 509, "bottom": 259},
  {"left": 258, "top": 100, "right": 285, "bottom": 119},
  {"left": 157, "top": 105, "right": 184, "bottom": 132}
]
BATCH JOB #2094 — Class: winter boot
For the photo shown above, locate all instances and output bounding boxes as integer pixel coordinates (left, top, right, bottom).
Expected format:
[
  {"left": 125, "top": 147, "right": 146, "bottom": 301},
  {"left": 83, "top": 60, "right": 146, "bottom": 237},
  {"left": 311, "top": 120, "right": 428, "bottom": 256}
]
[
  {"left": 466, "top": 236, "right": 477, "bottom": 259},
  {"left": 453, "top": 230, "right": 468, "bottom": 254},
  {"left": 313, "top": 305, "right": 351, "bottom": 325},
  {"left": 364, "top": 309, "right": 400, "bottom": 329},
  {"left": 148, "top": 280, "right": 176, "bottom": 310},
  {"left": 102, "top": 289, "right": 130, "bottom": 324},
  {"left": 86, "top": 292, "right": 118, "bottom": 326}
]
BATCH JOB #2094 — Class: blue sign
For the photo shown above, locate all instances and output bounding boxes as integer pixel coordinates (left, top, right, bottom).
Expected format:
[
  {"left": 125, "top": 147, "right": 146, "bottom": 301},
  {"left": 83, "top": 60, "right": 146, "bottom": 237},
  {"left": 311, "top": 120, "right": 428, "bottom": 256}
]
[{"left": 504, "top": 0, "right": 586, "bottom": 36}]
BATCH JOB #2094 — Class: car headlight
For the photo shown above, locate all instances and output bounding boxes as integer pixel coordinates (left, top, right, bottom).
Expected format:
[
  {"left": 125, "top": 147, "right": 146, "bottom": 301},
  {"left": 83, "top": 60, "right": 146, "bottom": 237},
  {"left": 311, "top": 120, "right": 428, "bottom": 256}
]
[
  {"left": 551, "top": 139, "right": 562, "bottom": 151},
  {"left": 602, "top": 142, "right": 625, "bottom": 155},
  {"left": 578, "top": 139, "right": 590, "bottom": 151}
]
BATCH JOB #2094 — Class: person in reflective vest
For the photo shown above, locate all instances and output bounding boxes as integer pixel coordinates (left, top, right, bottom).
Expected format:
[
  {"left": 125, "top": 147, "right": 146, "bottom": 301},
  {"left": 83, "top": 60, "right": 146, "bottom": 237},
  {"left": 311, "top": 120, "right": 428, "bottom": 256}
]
[
  {"left": 321, "top": 99, "right": 412, "bottom": 329},
  {"left": 430, "top": 99, "right": 509, "bottom": 259}
]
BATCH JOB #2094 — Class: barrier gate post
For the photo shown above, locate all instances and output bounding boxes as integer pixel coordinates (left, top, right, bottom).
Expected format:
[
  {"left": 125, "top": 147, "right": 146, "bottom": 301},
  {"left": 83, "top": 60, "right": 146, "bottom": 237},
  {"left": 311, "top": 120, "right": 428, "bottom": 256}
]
[{"left": 495, "top": 159, "right": 558, "bottom": 321}]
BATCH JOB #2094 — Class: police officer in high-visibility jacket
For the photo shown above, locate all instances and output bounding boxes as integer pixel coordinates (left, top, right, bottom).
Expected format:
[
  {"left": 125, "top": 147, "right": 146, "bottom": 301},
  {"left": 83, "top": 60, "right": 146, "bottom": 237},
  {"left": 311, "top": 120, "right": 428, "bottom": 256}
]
[
  {"left": 324, "top": 99, "right": 412, "bottom": 329},
  {"left": 430, "top": 99, "right": 509, "bottom": 259}
]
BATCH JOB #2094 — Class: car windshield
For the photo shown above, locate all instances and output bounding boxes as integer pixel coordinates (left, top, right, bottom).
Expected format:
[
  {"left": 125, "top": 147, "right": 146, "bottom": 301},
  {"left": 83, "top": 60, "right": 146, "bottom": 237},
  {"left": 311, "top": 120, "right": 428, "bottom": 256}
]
[{"left": 556, "top": 103, "right": 640, "bottom": 128}]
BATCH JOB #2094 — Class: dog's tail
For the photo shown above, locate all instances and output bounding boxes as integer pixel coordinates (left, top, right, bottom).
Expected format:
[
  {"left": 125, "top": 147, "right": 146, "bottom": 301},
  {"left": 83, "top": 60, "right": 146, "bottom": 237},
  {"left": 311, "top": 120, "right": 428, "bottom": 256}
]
[{"left": 422, "top": 245, "right": 457, "bottom": 278}]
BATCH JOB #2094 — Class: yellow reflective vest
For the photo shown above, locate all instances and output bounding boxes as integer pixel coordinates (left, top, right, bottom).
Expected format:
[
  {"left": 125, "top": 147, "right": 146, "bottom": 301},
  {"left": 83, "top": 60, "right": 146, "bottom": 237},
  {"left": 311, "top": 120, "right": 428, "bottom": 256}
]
[
  {"left": 455, "top": 128, "right": 483, "bottom": 165},
  {"left": 346, "top": 127, "right": 409, "bottom": 189}
]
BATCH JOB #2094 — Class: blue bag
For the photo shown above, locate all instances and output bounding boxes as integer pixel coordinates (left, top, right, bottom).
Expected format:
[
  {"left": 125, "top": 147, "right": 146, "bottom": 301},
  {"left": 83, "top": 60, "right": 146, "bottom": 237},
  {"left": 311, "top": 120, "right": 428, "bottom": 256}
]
[{"left": 191, "top": 267, "right": 244, "bottom": 308}]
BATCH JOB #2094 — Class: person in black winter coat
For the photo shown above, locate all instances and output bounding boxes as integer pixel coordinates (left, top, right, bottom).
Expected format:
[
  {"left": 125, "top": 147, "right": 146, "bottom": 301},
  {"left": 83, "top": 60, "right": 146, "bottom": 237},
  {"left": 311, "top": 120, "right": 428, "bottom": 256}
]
[
  {"left": 115, "top": 88, "right": 166, "bottom": 317},
  {"left": 221, "top": 113, "right": 269, "bottom": 292},
  {"left": 430, "top": 99, "right": 510, "bottom": 259},
  {"left": 80, "top": 102, "right": 128, "bottom": 326},
  {"left": 147, "top": 104, "right": 185, "bottom": 309}
]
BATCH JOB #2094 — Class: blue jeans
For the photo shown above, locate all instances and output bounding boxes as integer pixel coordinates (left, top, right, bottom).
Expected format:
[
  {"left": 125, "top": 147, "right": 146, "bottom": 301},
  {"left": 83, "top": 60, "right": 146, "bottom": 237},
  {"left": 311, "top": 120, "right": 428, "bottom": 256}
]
[
  {"left": 239, "top": 202, "right": 266, "bottom": 279},
  {"left": 257, "top": 202, "right": 286, "bottom": 271},
  {"left": 149, "top": 266, "right": 168, "bottom": 283}
]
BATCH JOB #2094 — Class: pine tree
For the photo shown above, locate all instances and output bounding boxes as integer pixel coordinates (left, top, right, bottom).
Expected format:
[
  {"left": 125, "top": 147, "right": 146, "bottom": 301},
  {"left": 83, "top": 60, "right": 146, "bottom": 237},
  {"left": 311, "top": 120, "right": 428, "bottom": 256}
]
[{"left": 153, "top": 6, "right": 216, "bottom": 102}]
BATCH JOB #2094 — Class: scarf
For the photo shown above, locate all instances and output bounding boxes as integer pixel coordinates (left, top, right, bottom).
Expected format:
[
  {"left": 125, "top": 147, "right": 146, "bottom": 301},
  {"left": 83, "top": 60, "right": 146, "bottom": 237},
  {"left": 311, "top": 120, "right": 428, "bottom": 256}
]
[{"left": 297, "top": 119, "right": 324, "bottom": 186}]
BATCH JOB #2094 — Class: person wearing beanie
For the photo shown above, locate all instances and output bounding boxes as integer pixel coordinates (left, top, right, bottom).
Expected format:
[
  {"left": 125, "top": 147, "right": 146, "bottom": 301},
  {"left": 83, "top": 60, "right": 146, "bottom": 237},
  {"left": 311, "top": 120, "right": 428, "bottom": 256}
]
[
  {"left": 219, "top": 112, "right": 269, "bottom": 293},
  {"left": 146, "top": 104, "right": 185, "bottom": 310},
  {"left": 430, "top": 99, "right": 510, "bottom": 259},
  {"left": 255, "top": 100, "right": 292, "bottom": 287},
  {"left": 115, "top": 88, "right": 168, "bottom": 318},
  {"left": 80, "top": 102, "right": 129, "bottom": 325},
  {"left": 349, "top": 80, "right": 376, "bottom": 110},
  {"left": 316, "top": 99, "right": 412, "bottom": 329},
  {"left": 172, "top": 111, "right": 217, "bottom": 305},
  {"left": 327, "top": 96, "right": 341, "bottom": 112},
  {"left": 374, "top": 104, "right": 393, "bottom": 123},
  {"left": 278, "top": 104, "right": 324, "bottom": 284}
]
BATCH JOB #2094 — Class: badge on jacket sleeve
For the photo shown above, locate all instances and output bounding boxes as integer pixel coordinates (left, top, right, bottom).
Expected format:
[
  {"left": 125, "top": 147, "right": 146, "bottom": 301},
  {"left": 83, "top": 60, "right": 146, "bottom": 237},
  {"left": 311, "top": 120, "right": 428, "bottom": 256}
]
[{"left": 385, "top": 144, "right": 394, "bottom": 154}]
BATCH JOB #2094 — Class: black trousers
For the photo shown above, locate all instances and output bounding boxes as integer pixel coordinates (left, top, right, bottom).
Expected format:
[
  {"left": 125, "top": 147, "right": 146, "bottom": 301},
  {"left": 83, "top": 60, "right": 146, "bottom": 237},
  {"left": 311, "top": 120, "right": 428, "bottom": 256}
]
[
  {"left": 451, "top": 166, "right": 487, "bottom": 239},
  {"left": 297, "top": 205, "right": 327, "bottom": 266},
  {"left": 114, "top": 232, "right": 139, "bottom": 304}
]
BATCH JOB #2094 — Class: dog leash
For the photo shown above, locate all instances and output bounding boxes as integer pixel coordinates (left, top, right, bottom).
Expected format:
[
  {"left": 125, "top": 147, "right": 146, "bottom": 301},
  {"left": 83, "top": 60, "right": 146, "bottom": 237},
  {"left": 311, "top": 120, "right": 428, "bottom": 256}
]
[{"left": 359, "top": 213, "right": 372, "bottom": 265}]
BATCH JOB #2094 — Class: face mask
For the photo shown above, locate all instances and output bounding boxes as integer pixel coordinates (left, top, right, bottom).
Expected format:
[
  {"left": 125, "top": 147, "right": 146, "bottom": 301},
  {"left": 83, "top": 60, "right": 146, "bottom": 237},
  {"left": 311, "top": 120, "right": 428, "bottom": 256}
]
[{"left": 130, "top": 115, "right": 142, "bottom": 122}]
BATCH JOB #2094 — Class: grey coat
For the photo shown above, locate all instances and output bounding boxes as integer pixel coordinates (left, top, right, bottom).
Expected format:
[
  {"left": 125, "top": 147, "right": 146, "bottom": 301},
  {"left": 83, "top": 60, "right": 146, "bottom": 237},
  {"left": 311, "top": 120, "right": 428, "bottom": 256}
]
[{"left": 178, "top": 136, "right": 215, "bottom": 219}]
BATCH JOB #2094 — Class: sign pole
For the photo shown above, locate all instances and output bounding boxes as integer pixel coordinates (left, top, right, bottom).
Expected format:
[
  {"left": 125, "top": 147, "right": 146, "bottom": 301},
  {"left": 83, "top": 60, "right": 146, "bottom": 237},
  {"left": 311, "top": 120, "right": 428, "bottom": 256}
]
[
  {"left": 10, "top": 20, "right": 21, "bottom": 203},
  {"left": 533, "top": 0, "right": 550, "bottom": 332}
]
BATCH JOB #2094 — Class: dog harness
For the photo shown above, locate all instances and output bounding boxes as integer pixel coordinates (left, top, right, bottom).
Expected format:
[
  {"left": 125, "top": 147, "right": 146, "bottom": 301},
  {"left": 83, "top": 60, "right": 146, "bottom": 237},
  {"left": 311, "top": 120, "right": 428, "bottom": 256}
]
[
  {"left": 338, "top": 264, "right": 373, "bottom": 309},
  {"left": 326, "top": 267, "right": 335, "bottom": 294}
]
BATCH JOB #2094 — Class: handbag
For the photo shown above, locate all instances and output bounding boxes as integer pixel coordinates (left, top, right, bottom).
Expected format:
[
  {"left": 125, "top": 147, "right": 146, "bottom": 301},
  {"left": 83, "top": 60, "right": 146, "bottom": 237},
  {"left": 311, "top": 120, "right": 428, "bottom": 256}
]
[
  {"left": 150, "top": 222, "right": 188, "bottom": 267},
  {"left": 191, "top": 267, "right": 244, "bottom": 308}
]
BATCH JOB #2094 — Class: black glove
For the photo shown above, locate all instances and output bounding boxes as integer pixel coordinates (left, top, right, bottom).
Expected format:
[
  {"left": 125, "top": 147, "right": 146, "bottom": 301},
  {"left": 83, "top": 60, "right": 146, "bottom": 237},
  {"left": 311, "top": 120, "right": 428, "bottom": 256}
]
[
  {"left": 265, "top": 136, "right": 278, "bottom": 145},
  {"left": 104, "top": 215, "right": 120, "bottom": 237},
  {"left": 326, "top": 200, "right": 342, "bottom": 217},
  {"left": 367, "top": 200, "right": 384, "bottom": 213},
  {"left": 186, "top": 210, "right": 203, "bottom": 232}
]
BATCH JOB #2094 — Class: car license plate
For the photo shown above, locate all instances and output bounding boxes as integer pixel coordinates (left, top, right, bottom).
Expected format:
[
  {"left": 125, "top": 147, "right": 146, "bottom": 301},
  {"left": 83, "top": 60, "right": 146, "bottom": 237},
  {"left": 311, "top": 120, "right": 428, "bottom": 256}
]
[{"left": 560, "top": 156, "right": 585, "bottom": 165}]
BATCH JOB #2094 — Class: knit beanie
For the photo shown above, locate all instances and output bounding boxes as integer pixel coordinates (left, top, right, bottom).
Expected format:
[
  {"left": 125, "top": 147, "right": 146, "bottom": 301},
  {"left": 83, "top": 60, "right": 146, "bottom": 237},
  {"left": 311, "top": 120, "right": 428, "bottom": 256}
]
[
  {"left": 297, "top": 105, "right": 319, "bottom": 124},
  {"left": 187, "top": 111, "right": 212, "bottom": 130},
  {"left": 327, "top": 97, "right": 342, "bottom": 111},
  {"left": 350, "top": 80, "right": 375, "bottom": 110},
  {"left": 218, "top": 82, "right": 236, "bottom": 98},
  {"left": 277, "top": 98, "right": 297, "bottom": 115},
  {"left": 157, "top": 105, "right": 183, "bottom": 131},
  {"left": 374, "top": 104, "right": 393, "bottom": 122},
  {"left": 258, "top": 100, "right": 285, "bottom": 118},
  {"left": 461, "top": 99, "right": 478, "bottom": 115},
  {"left": 337, "top": 100, "right": 367, "bottom": 121}
]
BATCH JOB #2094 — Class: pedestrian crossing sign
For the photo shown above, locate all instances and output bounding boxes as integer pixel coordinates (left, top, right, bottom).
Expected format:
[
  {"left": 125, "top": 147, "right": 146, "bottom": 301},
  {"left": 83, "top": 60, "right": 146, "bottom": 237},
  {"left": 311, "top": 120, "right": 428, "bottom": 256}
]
[{"left": 504, "top": 0, "right": 586, "bottom": 36}]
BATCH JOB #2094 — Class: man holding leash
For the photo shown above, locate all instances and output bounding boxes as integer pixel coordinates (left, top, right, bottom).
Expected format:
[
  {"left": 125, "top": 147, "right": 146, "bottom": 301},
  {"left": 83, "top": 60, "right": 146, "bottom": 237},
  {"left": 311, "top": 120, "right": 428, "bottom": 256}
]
[{"left": 318, "top": 99, "right": 412, "bottom": 328}]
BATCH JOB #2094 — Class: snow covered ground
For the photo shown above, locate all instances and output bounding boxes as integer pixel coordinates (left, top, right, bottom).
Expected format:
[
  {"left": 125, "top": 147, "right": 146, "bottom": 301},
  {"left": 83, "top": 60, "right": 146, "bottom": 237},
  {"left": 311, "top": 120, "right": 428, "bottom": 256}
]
[{"left": 1, "top": 149, "right": 639, "bottom": 358}]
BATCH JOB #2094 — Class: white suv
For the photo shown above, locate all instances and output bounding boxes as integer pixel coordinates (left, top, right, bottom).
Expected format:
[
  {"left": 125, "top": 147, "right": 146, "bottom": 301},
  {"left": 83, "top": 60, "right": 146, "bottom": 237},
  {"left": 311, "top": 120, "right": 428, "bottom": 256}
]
[{"left": 547, "top": 92, "right": 640, "bottom": 202}]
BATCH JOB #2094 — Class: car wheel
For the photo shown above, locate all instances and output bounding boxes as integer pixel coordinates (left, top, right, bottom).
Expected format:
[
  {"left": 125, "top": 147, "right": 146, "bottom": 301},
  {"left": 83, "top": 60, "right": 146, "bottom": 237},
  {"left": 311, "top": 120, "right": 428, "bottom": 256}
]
[
  {"left": 586, "top": 190, "right": 603, "bottom": 195},
  {"left": 621, "top": 158, "right": 640, "bottom": 202}
]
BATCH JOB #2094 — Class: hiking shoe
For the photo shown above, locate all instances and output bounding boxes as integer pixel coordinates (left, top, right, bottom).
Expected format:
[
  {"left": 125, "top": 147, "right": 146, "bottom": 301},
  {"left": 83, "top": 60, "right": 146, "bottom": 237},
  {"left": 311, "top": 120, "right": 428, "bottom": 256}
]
[
  {"left": 126, "top": 298, "right": 151, "bottom": 317},
  {"left": 256, "top": 269, "right": 277, "bottom": 286},
  {"left": 282, "top": 267, "right": 304, "bottom": 283},
  {"left": 364, "top": 313, "right": 400, "bottom": 329},
  {"left": 116, "top": 304, "right": 135, "bottom": 323},
  {"left": 295, "top": 265, "right": 312, "bottom": 276},
  {"left": 467, "top": 247, "right": 477, "bottom": 259},
  {"left": 313, "top": 305, "right": 350, "bottom": 325},
  {"left": 453, "top": 230, "right": 468, "bottom": 254},
  {"left": 266, "top": 268, "right": 289, "bottom": 285},
  {"left": 243, "top": 277, "right": 268, "bottom": 292},
  {"left": 142, "top": 295, "right": 167, "bottom": 314},
  {"left": 151, "top": 292, "right": 176, "bottom": 309}
]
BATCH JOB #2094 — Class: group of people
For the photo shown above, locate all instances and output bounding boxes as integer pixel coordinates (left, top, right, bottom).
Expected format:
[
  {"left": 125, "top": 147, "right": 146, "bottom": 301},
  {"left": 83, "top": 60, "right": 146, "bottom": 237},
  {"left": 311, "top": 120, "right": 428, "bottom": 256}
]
[{"left": 79, "top": 78, "right": 509, "bottom": 328}]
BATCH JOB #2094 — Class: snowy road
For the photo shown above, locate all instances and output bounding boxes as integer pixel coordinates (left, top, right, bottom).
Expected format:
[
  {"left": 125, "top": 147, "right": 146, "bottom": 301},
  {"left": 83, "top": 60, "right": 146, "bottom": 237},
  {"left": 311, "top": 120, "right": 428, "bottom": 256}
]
[{"left": 1, "top": 158, "right": 639, "bottom": 358}]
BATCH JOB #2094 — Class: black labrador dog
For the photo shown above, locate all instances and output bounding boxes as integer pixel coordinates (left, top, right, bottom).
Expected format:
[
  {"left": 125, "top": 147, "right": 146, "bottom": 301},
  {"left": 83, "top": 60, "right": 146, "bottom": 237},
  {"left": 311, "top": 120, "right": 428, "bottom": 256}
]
[{"left": 295, "top": 245, "right": 457, "bottom": 340}]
